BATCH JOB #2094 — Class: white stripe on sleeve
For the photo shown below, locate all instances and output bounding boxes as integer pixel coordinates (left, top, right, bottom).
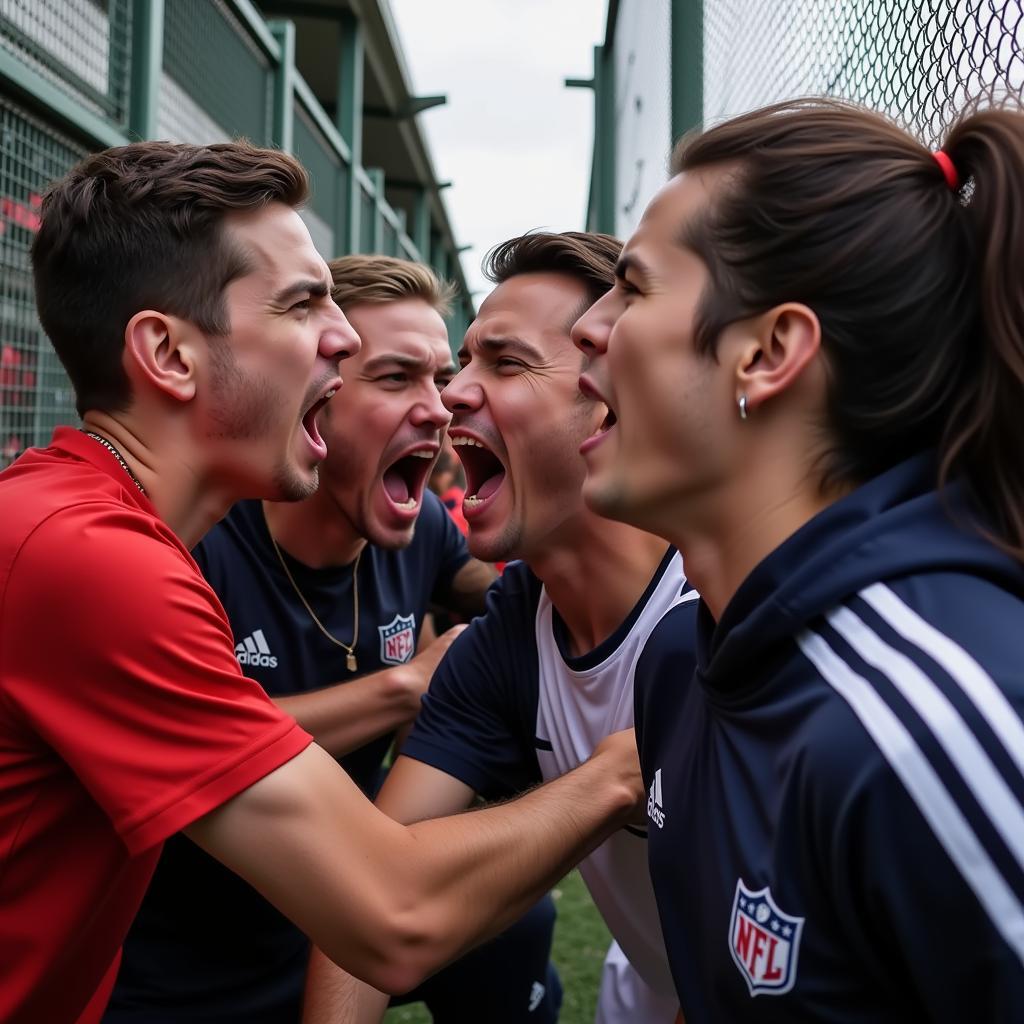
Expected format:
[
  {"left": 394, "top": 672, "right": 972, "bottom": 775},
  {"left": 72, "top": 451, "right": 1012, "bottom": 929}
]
[
  {"left": 828, "top": 604, "right": 1024, "bottom": 875},
  {"left": 861, "top": 582, "right": 1024, "bottom": 779},
  {"left": 798, "top": 628, "right": 1024, "bottom": 965}
]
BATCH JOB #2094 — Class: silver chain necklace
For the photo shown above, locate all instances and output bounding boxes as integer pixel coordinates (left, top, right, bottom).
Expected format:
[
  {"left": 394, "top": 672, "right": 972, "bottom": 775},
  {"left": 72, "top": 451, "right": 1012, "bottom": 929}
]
[{"left": 82, "top": 430, "right": 147, "bottom": 495}]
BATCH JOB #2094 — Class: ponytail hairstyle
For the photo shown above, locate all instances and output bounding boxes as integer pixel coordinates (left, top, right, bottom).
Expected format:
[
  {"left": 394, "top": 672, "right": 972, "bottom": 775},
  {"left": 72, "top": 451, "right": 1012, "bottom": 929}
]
[{"left": 671, "top": 98, "right": 1024, "bottom": 560}]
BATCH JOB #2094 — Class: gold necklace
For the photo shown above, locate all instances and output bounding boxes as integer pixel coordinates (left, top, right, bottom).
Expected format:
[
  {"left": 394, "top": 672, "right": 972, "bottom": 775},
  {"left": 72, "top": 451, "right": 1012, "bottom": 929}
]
[{"left": 266, "top": 517, "right": 362, "bottom": 673}]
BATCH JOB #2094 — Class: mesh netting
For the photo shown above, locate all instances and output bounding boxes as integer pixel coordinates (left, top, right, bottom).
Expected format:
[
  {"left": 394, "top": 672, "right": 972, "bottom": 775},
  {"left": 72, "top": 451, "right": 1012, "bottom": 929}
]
[
  {"left": 0, "top": 0, "right": 132, "bottom": 125},
  {"left": 0, "top": 97, "right": 84, "bottom": 467},
  {"left": 702, "top": 0, "right": 1024, "bottom": 147},
  {"left": 162, "top": 0, "right": 272, "bottom": 145}
]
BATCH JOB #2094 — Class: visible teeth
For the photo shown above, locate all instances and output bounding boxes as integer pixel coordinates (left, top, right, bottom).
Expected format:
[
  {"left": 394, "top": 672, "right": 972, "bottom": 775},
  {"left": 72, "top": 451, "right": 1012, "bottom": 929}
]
[
  {"left": 464, "top": 494, "right": 483, "bottom": 506},
  {"left": 324, "top": 389, "right": 336, "bottom": 399},
  {"left": 409, "top": 451, "right": 434, "bottom": 459},
  {"left": 395, "top": 497, "right": 418, "bottom": 510},
  {"left": 451, "top": 437, "right": 486, "bottom": 448}
]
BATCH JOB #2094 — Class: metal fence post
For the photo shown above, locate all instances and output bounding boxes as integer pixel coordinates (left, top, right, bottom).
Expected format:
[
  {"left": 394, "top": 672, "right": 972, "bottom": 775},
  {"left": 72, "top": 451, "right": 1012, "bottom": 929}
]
[
  {"left": 338, "top": 11, "right": 363, "bottom": 254},
  {"left": 671, "top": 0, "right": 703, "bottom": 142},
  {"left": 269, "top": 19, "right": 295, "bottom": 152}
]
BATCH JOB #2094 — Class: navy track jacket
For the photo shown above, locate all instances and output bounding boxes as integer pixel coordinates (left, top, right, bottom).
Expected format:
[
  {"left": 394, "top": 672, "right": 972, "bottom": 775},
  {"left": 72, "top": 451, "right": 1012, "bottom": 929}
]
[{"left": 636, "top": 454, "right": 1024, "bottom": 1022}]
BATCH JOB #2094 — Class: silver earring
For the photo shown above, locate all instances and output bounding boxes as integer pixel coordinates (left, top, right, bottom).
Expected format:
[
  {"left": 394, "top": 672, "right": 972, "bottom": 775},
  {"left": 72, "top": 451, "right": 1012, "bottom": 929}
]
[{"left": 738, "top": 394, "right": 748, "bottom": 420}]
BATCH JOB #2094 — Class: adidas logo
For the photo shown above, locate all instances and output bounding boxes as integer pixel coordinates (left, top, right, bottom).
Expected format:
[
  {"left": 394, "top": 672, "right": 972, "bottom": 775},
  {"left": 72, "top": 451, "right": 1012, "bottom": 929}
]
[
  {"left": 528, "top": 980, "right": 546, "bottom": 1012},
  {"left": 647, "top": 768, "right": 666, "bottom": 829},
  {"left": 235, "top": 629, "right": 278, "bottom": 668}
]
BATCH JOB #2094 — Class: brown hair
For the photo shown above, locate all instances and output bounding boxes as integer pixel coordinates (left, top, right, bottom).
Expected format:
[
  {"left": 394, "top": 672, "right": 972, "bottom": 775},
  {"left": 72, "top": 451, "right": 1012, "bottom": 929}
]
[
  {"left": 484, "top": 231, "right": 622, "bottom": 321},
  {"left": 328, "top": 254, "right": 455, "bottom": 316},
  {"left": 671, "top": 97, "right": 1024, "bottom": 560},
  {"left": 32, "top": 139, "right": 309, "bottom": 416}
]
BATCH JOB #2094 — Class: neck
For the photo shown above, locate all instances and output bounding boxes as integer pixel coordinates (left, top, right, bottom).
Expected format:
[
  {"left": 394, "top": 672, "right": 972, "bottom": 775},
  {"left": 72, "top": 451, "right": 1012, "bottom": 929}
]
[
  {"left": 661, "top": 451, "right": 846, "bottom": 622},
  {"left": 82, "top": 411, "right": 238, "bottom": 549},
  {"left": 263, "top": 488, "right": 365, "bottom": 568},
  {"left": 529, "top": 512, "right": 670, "bottom": 658}
]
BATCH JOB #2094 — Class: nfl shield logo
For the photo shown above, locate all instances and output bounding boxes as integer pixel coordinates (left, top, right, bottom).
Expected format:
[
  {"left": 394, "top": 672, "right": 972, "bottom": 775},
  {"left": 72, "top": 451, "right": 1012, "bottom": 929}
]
[
  {"left": 728, "top": 878, "right": 804, "bottom": 997},
  {"left": 378, "top": 613, "right": 416, "bottom": 665}
]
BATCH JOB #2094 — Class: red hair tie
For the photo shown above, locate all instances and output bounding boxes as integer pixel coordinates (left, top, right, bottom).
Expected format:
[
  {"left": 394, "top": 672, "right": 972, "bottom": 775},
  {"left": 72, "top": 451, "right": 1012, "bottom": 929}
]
[{"left": 932, "top": 150, "right": 959, "bottom": 190}]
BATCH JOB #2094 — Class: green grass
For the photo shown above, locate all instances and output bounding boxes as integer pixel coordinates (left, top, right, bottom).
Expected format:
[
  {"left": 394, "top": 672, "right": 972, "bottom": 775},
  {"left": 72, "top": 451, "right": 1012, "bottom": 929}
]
[{"left": 383, "top": 870, "right": 610, "bottom": 1024}]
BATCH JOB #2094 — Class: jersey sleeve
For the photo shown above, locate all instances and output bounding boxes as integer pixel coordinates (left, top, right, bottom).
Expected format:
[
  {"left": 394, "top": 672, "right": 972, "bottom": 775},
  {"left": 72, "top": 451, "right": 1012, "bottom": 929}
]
[
  {"left": 400, "top": 562, "right": 541, "bottom": 800},
  {"left": 0, "top": 503, "right": 312, "bottom": 855},
  {"left": 800, "top": 585, "right": 1024, "bottom": 1023},
  {"left": 421, "top": 490, "right": 471, "bottom": 602}
]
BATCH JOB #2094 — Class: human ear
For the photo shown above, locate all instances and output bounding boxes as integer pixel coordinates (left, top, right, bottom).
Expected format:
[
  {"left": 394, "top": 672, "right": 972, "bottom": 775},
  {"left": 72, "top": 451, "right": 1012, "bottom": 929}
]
[
  {"left": 123, "top": 311, "right": 198, "bottom": 403},
  {"left": 734, "top": 303, "right": 821, "bottom": 413}
]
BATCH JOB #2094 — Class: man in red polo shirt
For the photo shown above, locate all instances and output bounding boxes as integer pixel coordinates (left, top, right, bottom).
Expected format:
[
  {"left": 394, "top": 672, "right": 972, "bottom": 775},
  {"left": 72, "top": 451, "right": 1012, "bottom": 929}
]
[{"left": 0, "top": 140, "right": 642, "bottom": 1024}]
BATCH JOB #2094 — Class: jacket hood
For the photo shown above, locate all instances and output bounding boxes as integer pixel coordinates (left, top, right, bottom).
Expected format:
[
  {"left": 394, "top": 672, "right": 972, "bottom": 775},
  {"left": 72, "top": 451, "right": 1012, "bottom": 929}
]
[{"left": 699, "top": 453, "right": 1024, "bottom": 689}]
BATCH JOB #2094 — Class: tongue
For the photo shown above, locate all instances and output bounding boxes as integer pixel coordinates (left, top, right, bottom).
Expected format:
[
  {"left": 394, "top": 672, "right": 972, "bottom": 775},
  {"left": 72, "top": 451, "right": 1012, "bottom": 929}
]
[
  {"left": 383, "top": 467, "right": 410, "bottom": 504},
  {"left": 476, "top": 471, "right": 504, "bottom": 501}
]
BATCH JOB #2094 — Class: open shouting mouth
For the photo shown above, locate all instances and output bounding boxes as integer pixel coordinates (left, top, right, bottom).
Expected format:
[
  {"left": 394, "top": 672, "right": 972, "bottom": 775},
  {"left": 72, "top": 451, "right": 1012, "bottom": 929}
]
[
  {"left": 381, "top": 445, "right": 437, "bottom": 515},
  {"left": 452, "top": 433, "right": 507, "bottom": 519},
  {"left": 301, "top": 381, "right": 340, "bottom": 459}
]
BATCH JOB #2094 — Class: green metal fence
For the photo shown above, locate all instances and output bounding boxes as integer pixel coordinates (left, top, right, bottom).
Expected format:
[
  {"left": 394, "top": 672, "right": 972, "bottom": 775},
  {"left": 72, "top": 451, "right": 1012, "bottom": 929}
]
[{"left": 0, "top": 0, "right": 473, "bottom": 464}]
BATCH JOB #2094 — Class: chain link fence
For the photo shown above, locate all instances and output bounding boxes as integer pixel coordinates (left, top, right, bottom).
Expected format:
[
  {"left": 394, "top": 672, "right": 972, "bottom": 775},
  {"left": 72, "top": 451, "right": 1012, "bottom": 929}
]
[
  {"left": 702, "top": 0, "right": 1024, "bottom": 147},
  {"left": 0, "top": 98, "right": 85, "bottom": 468}
]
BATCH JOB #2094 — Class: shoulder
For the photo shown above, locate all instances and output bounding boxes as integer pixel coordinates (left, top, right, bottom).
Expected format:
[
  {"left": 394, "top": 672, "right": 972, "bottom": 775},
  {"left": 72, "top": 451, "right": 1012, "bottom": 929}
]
[
  {"left": 435, "top": 562, "right": 543, "bottom": 678},
  {"left": 4, "top": 499, "right": 225, "bottom": 651},
  {"left": 634, "top": 590, "right": 700, "bottom": 682},
  {"left": 793, "top": 574, "right": 1024, "bottom": 842},
  {"left": 482, "top": 560, "right": 544, "bottom": 628}
]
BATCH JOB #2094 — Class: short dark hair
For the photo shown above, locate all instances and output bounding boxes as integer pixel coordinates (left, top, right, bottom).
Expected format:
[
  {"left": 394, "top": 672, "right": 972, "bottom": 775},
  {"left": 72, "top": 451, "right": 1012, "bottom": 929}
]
[
  {"left": 672, "top": 96, "right": 1024, "bottom": 559},
  {"left": 32, "top": 140, "right": 309, "bottom": 415},
  {"left": 483, "top": 231, "right": 622, "bottom": 319}
]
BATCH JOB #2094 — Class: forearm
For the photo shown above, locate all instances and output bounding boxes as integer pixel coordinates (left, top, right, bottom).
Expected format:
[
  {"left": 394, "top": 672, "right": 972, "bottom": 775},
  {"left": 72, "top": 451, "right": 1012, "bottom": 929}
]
[
  {"left": 375, "top": 747, "right": 637, "bottom": 984},
  {"left": 302, "top": 946, "right": 389, "bottom": 1024},
  {"left": 274, "top": 669, "right": 417, "bottom": 757},
  {"left": 188, "top": 736, "right": 639, "bottom": 995}
]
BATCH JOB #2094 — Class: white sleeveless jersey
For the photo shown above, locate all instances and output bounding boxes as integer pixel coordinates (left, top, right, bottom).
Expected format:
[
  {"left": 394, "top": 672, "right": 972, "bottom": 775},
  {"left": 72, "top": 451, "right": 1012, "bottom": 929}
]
[{"left": 534, "top": 550, "right": 696, "bottom": 1016}]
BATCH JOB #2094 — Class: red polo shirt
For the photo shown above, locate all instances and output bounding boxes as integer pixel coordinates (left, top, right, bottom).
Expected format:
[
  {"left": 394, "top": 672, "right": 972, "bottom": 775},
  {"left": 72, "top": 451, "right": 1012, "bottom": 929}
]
[{"left": 0, "top": 428, "right": 312, "bottom": 1023}]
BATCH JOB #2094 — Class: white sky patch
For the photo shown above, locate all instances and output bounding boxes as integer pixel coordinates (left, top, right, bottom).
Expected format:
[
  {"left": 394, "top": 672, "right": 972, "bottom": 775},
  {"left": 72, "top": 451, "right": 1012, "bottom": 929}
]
[{"left": 389, "top": 0, "right": 606, "bottom": 305}]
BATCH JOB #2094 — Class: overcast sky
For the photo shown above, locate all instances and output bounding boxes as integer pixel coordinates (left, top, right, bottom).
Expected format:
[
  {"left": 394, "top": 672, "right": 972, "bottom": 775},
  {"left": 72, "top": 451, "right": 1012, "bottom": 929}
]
[{"left": 389, "top": 0, "right": 607, "bottom": 304}]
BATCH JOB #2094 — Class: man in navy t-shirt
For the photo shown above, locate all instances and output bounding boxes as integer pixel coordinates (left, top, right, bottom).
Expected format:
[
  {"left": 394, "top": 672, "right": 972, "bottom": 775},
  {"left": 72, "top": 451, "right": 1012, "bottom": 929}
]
[
  {"left": 305, "top": 233, "right": 699, "bottom": 1024},
  {"left": 106, "top": 256, "right": 561, "bottom": 1023}
]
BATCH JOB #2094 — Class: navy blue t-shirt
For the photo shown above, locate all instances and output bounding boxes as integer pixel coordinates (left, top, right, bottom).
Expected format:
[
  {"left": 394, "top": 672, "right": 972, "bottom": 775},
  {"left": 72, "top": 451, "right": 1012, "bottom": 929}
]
[
  {"left": 636, "top": 455, "right": 1024, "bottom": 1021},
  {"left": 106, "top": 492, "right": 470, "bottom": 1024}
]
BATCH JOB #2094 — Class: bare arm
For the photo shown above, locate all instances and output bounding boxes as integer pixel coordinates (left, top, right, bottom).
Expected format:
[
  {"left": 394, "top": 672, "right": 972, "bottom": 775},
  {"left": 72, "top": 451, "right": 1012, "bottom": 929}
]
[
  {"left": 433, "top": 558, "right": 496, "bottom": 619},
  {"left": 274, "top": 626, "right": 464, "bottom": 757},
  {"left": 302, "top": 758, "right": 477, "bottom": 1024},
  {"left": 186, "top": 729, "right": 640, "bottom": 995}
]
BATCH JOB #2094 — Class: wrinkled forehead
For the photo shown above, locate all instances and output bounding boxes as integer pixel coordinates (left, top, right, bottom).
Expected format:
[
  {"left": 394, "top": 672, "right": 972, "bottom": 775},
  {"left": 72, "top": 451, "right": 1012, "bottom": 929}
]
[{"left": 348, "top": 297, "right": 452, "bottom": 371}]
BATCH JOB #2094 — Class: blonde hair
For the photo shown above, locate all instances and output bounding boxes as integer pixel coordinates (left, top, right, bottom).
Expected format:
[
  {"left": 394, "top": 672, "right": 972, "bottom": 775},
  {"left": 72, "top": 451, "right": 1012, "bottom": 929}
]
[{"left": 327, "top": 254, "right": 456, "bottom": 316}]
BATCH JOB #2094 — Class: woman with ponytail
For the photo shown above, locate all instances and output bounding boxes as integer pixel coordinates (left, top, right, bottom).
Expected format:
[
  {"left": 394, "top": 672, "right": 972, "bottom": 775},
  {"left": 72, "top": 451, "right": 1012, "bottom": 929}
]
[{"left": 572, "top": 98, "right": 1024, "bottom": 1021}]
